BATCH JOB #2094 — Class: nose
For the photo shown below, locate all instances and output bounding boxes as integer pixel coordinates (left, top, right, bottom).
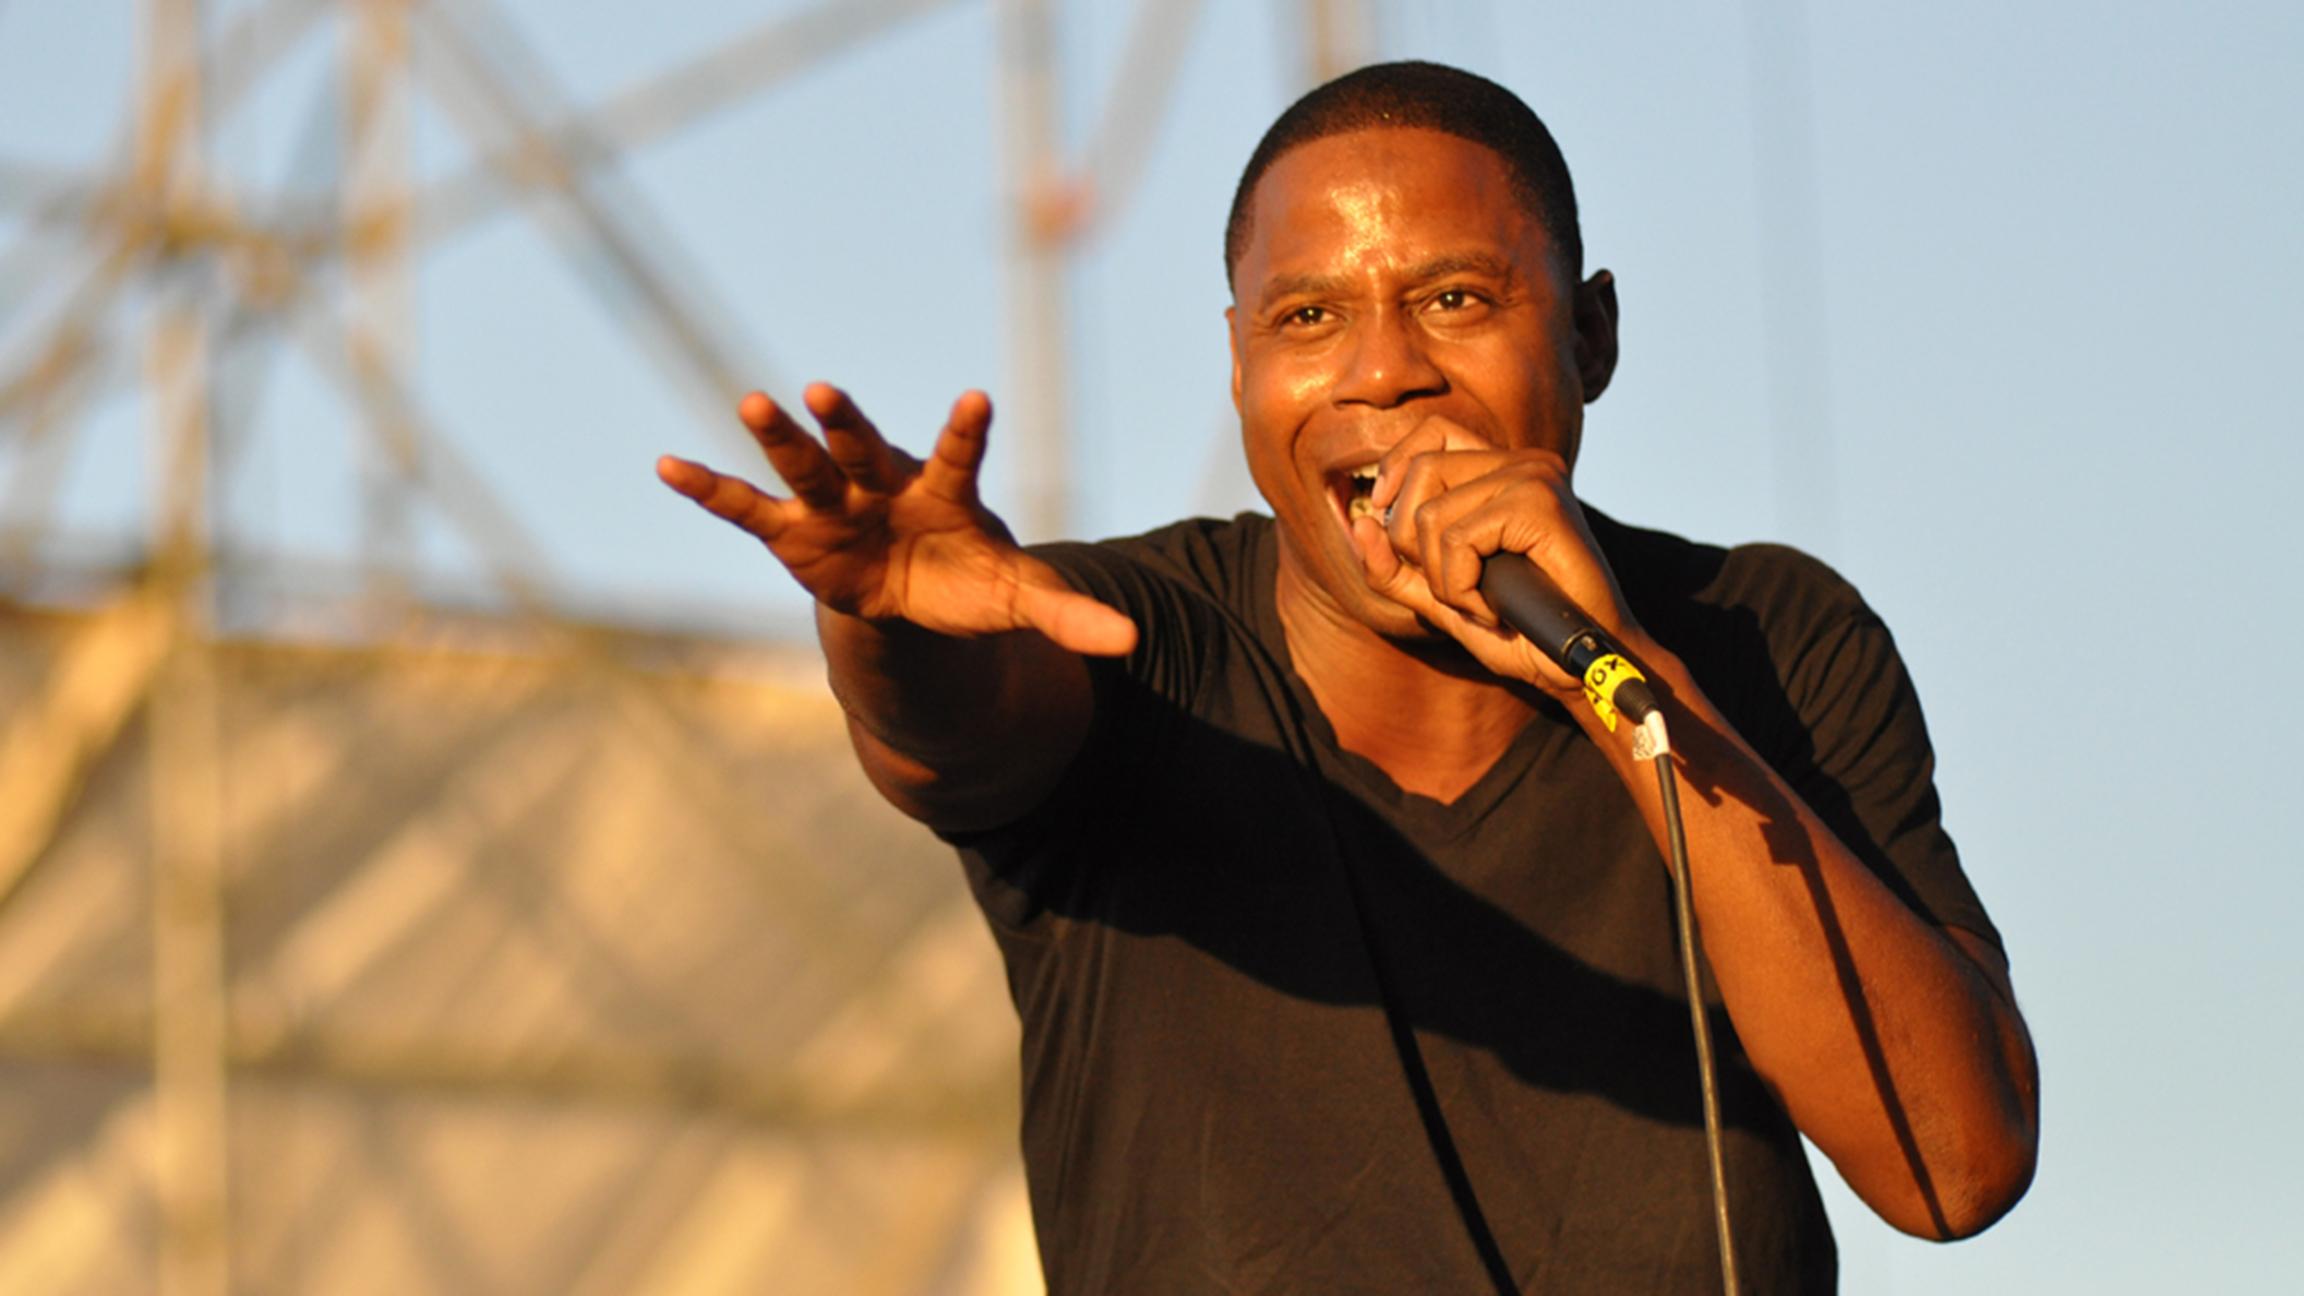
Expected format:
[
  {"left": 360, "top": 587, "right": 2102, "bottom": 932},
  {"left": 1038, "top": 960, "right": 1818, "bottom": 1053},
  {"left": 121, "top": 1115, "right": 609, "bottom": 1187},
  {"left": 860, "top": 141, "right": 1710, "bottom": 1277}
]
[{"left": 1332, "top": 308, "right": 1445, "bottom": 408}]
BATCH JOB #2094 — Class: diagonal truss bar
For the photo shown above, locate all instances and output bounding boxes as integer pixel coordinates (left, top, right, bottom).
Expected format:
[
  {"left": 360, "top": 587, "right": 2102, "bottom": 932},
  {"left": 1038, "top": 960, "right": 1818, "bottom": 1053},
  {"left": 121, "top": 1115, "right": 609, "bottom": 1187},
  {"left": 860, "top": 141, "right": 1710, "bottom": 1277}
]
[
  {"left": 0, "top": 588, "right": 177, "bottom": 912},
  {"left": 4, "top": 0, "right": 965, "bottom": 275},
  {"left": 0, "top": 228, "right": 149, "bottom": 426},
  {"left": 0, "top": 0, "right": 335, "bottom": 429},
  {"left": 285, "top": 302, "right": 565, "bottom": 612},
  {"left": 410, "top": 0, "right": 775, "bottom": 445},
  {"left": 411, "top": 0, "right": 964, "bottom": 246},
  {"left": 0, "top": 0, "right": 334, "bottom": 220},
  {"left": 1073, "top": 0, "right": 1205, "bottom": 232}
]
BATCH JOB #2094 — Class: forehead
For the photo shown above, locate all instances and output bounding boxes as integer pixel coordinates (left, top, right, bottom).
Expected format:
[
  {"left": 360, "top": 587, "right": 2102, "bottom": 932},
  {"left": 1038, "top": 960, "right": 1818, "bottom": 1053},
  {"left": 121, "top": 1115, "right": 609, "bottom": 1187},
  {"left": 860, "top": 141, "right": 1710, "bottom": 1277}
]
[{"left": 1234, "top": 127, "right": 1553, "bottom": 293}]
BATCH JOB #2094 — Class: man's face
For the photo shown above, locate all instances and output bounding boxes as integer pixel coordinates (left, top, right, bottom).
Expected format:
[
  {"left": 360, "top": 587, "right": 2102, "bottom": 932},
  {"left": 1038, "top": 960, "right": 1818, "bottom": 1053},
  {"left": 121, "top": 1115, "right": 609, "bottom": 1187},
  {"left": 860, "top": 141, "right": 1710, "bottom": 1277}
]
[{"left": 1227, "top": 127, "right": 1612, "bottom": 639}]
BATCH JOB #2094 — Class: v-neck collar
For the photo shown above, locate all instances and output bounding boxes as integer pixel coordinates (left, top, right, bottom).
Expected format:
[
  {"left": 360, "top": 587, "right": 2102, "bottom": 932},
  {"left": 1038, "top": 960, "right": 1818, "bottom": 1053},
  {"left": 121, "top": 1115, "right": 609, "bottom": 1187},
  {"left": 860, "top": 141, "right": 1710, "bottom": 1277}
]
[{"left": 1241, "top": 517, "right": 1578, "bottom": 846}]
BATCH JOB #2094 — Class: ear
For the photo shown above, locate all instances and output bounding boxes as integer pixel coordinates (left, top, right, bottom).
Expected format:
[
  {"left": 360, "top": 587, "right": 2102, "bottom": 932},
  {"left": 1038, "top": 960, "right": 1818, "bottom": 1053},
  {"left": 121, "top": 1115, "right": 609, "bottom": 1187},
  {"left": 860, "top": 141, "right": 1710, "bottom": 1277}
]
[
  {"left": 1225, "top": 305, "right": 1244, "bottom": 413},
  {"left": 1573, "top": 269, "right": 1620, "bottom": 404}
]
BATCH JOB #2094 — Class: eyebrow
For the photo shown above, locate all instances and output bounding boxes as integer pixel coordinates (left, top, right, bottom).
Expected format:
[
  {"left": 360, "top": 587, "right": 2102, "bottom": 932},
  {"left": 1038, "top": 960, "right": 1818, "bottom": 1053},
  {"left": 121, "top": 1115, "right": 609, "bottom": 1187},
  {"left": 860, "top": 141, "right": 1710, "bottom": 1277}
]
[{"left": 1254, "top": 252, "right": 1522, "bottom": 308}]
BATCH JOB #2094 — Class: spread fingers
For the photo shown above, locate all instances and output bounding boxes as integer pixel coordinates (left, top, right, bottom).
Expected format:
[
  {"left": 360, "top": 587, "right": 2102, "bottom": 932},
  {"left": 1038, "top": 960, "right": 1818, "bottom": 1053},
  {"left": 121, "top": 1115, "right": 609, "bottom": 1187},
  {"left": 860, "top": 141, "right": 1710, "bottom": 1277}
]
[
  {"left": 739, "top": 391, "right": 848, "bottom": 509},
  {"left": 804, "top": 382, "right": 913, "bottom": 495}
]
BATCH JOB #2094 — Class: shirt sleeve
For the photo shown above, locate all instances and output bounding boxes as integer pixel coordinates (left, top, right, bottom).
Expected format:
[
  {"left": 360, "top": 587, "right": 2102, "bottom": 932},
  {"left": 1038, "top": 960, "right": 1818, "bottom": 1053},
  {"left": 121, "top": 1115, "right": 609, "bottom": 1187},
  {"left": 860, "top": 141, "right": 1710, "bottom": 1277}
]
[{"left": 1770, "top": 603, "right": 2004, "bottom": 953}]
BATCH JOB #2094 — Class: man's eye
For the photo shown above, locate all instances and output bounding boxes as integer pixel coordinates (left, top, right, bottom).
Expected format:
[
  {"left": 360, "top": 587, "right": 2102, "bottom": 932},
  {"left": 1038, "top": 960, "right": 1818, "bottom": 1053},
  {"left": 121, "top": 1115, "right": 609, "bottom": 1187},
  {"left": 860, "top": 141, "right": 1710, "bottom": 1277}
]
[
  {"left": 1432, "top": 288, "right": 1475, "bottom": 311},
  {"left": 1285, "top": 305, "right": 1328, "bottom": 327}
]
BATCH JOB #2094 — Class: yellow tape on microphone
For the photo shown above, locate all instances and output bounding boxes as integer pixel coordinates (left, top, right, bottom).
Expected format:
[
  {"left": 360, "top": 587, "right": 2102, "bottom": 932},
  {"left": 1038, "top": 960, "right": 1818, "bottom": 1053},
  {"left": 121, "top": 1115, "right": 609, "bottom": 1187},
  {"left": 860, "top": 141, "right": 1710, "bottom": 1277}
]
[{"left": 1581, "top": 653, "right": 1646, "bottom": 733}]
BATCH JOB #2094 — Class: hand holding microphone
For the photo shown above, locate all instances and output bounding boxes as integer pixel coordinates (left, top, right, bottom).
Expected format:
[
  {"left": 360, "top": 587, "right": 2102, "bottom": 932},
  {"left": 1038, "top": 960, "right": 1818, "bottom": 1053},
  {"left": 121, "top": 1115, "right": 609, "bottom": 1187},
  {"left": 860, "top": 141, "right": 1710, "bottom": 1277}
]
[{"left": 1352, "top": 422, "right": 1659, "bottom": 730}]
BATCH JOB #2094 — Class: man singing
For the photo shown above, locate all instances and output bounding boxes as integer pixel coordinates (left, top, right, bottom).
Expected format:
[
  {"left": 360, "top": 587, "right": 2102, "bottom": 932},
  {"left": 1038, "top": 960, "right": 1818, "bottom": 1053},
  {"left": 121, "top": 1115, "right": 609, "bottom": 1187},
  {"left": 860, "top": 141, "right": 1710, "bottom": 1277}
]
[{"left": 659, "top": 60, "right": 2036, "bottom": 1294}]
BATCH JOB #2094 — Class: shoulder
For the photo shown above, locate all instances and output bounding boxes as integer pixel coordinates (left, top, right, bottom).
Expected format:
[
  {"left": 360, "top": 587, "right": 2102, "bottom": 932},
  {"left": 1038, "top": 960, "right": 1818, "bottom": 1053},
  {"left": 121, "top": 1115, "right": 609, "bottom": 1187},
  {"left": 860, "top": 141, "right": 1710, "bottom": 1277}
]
[
  {"left": 1589, "top": 506, "right": 1882, "bottom": 677},
  {"left": 1032, "top": 513, "right": 1271, "bottom": 603},
  {"left": 1591, "top": 512, "right": 1998, "bottom": 949},
  {"left": 1591, "top": 507, "right": 1868, "bottom": 632},
  {"left": 1589, "top": 505, "right": 1918, "bottom": 755}
]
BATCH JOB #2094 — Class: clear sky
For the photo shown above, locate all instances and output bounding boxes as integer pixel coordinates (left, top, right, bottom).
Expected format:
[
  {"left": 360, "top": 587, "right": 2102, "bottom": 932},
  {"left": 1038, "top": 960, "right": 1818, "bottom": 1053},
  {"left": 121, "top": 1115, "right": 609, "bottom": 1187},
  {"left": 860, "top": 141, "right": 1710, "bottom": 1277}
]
[{"left": 4, "top": 1, "right": 2301, "bottom": 1290}]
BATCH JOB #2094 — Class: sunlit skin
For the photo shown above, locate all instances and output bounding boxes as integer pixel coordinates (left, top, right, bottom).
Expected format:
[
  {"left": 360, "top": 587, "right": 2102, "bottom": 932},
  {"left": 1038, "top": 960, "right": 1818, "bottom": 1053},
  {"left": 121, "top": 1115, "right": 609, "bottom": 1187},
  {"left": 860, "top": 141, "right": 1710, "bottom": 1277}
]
[{"left": 658, "top": 124, "right": 2038, "bottom": 1242}]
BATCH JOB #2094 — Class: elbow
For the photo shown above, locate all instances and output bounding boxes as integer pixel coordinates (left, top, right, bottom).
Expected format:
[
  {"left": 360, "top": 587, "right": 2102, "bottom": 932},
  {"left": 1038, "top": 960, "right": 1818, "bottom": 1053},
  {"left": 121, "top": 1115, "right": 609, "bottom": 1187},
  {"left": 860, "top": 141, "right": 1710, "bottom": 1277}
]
[
  {"left": 1866, "top": 1125, "right": 2036, "bottom": 1241},
  {"left": 1940, "top": 1016, "right": 2043, "bottom": 1239},
  {"left": 1909, "top": 1001, "right": 2043, "bottom": 1240},
  {"left": 1846, "top": 1042, "right": 2041, "bottom": 1240},
  {"left": 1921, "top": 1123, "right": 2037, "bottom": 1240},
  {"left": 1884, "top": 1076, "right": 2041, "bottom": 1241}
]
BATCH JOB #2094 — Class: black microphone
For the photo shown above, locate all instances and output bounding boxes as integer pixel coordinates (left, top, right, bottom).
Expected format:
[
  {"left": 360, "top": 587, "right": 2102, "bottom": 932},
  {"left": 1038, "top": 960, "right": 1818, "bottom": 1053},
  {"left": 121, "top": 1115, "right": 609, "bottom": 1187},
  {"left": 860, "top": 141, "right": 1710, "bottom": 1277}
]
[{"left": 1478, "top": 553, "right": 1659, "bottom": 728}]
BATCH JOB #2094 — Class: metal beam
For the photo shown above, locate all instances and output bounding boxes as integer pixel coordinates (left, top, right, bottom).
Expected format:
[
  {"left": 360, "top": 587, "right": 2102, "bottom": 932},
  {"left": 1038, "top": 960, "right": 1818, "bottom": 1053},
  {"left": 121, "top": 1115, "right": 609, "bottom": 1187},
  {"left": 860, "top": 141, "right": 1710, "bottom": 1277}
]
[
  {"left": 1076, "top": 0, "right": 1206, "bottom": 231},
  {"left": 0, "top": 1009, "right": 1013, "bottom": 1137},
  {"left": 344, "top": 0, "right": 417, "bottom": 606},
  {"left": 1301, "top": 0, "right": 1371, "bottom": 84},
  {"left": 412, "top": 0, "right": 964, "bottom": 247},
  {"left": 135, "top": 5, "right": 231, "bottom": 1293},
  {"left": 999, "top": 0, "right": 1072, "bottom": 540},
  {"left": 410, "top": 0, "right": 776, "bottom": 450},
  {"left": 0, "top": 590, "right": 175, "bottom": 913}
]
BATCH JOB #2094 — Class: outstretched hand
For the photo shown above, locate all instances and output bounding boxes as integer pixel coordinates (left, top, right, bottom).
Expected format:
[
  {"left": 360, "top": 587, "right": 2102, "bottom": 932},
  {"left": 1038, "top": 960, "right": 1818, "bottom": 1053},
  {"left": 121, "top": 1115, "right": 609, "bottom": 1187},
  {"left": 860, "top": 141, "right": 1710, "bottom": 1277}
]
[{"left": 657, "top": 384, "right": 1136, "bottom": 657}]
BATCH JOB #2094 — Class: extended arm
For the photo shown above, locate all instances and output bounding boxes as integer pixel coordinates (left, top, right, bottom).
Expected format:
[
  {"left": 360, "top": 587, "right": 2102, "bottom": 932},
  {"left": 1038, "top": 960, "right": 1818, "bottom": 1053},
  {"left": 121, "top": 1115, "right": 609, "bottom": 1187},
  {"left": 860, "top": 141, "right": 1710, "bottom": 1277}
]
[{"left": 659, "top": 384, "right": 1135, "bottom": 830}]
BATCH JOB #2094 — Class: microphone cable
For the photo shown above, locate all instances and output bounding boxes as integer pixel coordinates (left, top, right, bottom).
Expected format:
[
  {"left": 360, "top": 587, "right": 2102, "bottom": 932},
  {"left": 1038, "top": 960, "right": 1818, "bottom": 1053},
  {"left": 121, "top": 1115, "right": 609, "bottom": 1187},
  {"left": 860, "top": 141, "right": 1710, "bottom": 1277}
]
[
  {"left": 1481, "top": 555, "right": 1742, "bottom": 1296},
  {"left": 1649, "top": 710, "right": 1740, "bottom": 1296}
]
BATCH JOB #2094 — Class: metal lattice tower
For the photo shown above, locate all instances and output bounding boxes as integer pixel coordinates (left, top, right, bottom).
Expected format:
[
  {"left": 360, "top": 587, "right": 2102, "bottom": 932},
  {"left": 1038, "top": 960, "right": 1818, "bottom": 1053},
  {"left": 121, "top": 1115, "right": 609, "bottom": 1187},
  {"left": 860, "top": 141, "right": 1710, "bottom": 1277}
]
[{"left": 0, "top": 2, "right": 1373, "bottom": 1291}]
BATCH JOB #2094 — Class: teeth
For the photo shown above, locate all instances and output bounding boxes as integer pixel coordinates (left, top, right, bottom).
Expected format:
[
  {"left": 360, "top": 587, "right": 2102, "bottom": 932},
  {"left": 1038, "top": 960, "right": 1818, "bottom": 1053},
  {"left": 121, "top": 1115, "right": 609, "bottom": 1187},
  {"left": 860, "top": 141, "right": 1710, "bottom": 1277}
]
[{"left": 1344, "top": 464, "right": 1382, "bottom": 521}]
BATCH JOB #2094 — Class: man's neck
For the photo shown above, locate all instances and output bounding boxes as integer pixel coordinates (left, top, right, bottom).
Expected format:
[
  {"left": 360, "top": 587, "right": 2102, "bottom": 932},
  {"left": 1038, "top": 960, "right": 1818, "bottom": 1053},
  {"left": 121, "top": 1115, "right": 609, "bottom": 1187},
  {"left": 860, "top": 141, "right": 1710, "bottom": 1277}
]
[{"left": 1274, "top": 557, "right": 1542, "bottom": 805}]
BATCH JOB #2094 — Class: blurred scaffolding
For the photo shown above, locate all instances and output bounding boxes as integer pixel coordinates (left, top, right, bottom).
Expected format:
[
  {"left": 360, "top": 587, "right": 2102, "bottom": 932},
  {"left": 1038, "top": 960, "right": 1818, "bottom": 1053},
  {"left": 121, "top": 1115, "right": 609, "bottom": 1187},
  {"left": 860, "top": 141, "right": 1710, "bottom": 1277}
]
[{"left": 0, "top": 1, "right": 1370, "bottom": 1292}]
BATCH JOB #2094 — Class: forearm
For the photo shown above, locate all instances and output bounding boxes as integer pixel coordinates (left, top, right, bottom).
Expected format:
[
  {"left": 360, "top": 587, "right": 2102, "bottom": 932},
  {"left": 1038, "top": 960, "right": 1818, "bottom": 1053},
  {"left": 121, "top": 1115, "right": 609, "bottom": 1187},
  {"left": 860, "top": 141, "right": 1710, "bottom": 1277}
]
[{"left": 1593, "top": 638, "right": 2038, "bottom": 1238}]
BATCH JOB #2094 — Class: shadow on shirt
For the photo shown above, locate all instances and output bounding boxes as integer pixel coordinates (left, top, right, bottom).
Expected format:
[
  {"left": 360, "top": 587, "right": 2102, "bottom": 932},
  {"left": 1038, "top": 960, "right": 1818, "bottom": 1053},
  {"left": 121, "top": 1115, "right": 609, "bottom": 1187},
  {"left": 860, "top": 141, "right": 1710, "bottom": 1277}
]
[{"left": 956, "top": 577, "right": 1944, "bottom": 1288}]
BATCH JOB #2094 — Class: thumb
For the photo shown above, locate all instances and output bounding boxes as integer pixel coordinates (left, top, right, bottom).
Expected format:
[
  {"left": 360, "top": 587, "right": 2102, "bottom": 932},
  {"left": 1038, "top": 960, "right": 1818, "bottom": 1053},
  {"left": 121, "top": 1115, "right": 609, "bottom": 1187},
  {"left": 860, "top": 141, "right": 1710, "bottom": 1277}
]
[
  {"left": 1012, "top": 564, "right": 1139, "bottom": 657},
  {"left": 1351, "top": 513, "right": 1426, "bottom": 608}
]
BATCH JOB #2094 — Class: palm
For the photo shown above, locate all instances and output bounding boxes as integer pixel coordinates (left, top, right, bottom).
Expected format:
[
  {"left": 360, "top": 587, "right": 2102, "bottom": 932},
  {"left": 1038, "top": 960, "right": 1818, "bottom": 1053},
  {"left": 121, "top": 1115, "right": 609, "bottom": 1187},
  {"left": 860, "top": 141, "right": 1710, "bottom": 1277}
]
[{"left": 777, "top": 483, "right": 1006, "bottom": 631}]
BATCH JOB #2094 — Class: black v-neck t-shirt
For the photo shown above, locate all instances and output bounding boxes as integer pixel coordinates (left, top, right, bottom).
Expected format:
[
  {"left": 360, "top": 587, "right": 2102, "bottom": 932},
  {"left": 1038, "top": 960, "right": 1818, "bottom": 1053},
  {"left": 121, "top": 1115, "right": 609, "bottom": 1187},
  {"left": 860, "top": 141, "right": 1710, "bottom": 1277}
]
[{"left": 952, "top": 510, "right": 1998, "bottom": 1294}]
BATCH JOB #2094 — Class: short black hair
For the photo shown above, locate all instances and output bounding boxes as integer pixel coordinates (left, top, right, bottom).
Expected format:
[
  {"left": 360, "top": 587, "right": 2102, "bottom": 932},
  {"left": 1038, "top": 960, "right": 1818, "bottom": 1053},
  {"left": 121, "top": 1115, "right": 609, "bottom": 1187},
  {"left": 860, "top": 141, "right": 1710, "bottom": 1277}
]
[{"left": 1223, "top": 61, "right": 1582, "bottom": 289}]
